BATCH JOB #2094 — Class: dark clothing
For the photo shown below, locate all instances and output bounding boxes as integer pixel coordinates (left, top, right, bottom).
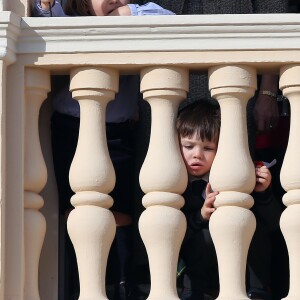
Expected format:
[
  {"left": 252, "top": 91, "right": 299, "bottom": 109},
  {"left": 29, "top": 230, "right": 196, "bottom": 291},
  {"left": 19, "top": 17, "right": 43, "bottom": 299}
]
[
  {"left": 137, "top": 0, "right": 288, "bottom": 15},
  {"left": 180, "top": 180, "right": 283, "bottom": 297},
  {"left": 181, "top": 180, "right": 208, "bottom": 241}
]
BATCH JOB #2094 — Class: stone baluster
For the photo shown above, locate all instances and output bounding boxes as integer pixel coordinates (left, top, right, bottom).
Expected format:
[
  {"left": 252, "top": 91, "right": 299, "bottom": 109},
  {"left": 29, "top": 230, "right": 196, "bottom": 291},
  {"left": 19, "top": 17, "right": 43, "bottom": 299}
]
[
  {"left": 279, "top": 64, "right": 300, "bottom": 300},
  {"left": 208, "top": 65, "right": 257, "bottom": 299},
  {"left": 24, "top": 68, "right": 50, "bottom": 300},
  {"left": 67, "top": 67, "right": 118, "bottom": 299},
  {"left": 139, "top": 67, "right": 188, "bottom": 300}
]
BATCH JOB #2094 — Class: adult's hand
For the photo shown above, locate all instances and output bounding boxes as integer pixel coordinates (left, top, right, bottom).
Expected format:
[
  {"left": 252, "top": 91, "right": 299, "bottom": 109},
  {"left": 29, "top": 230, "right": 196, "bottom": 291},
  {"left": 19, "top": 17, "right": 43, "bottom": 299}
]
[
  {"left": 254, "top": 74, "right": 280, "bottom": 133},
  {"left": 253, "top": 93, "right": 279, "bottom": 133}
]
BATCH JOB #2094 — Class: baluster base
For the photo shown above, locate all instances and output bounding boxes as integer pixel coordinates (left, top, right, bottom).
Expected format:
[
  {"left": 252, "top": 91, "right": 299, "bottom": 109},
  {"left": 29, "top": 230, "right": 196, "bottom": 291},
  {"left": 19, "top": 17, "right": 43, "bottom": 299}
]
[
  {"left": 210, "top": 206, "right": 255, "bottom": 300},
  {"left": 280, "top": 204, "right": 300, "bottom": 300},
  {"left": 139, "top": 205, "right": 186, "bottom": 300},
  {"left": 68, "top": 205, "right": 116, "bottom": 300}
]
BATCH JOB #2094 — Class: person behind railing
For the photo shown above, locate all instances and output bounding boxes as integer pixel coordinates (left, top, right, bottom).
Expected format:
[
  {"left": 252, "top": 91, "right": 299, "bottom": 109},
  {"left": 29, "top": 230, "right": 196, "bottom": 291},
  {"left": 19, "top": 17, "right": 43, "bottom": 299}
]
[
  {"left": 140, "top": 0, "right": 288, "bottom": 154},
  {"left": 32, "top": 1, "right": 174, "bottom": 299},
  {"left": 137, "top": 1, "right": 289, "bottom": 298},
  {"left": 176, "top": 99, "right": 282, "bottom": 300}
]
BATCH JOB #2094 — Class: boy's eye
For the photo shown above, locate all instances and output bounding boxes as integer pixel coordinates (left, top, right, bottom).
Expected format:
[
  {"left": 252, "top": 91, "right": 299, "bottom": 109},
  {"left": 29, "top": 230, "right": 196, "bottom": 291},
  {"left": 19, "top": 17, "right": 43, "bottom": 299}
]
[
  {"left": 183, "top": 144, "right": 192, "bottom": 149},
  {"left": 204, "top": 147, "right": 215, "bottom": 151}
]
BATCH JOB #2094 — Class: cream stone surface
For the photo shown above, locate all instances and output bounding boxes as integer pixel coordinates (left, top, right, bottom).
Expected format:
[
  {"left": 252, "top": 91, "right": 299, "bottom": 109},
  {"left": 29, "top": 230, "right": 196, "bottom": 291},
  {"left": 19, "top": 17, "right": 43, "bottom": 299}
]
[
  {"left": 139, "top": 206, "right": 186, "bottom": 300},
  {"left": 140, "top": 67, "right": 188, "bottom": 194},
  {"left": 24, "top": 68, "right": 50, "bottom": 300},
  {"left": 1, "top": 5, "right": 300, "bottom": 299},
  {"left": 209, "top": 65, "right": 256, "bottom": 196},
  {"left": 280, "top": 205, "right": 300, "bottom": 300},
  {"left": 5, "top": 0, "right": 30, "bottom": 16},
  {"left": 139, "top": 67, "right": 188, "bottom": 299},
  {"left": 208, "top": 65, "right": 257, "bottom": 299},
  {"left": 69, "top": 67, "right": 118, "bottom": 196},
  {"left": 68, "top": 206, "right": 115, "bottom": 300},
  {"left": 5, "top": 63, "right": 25, "bottom": 300},
  {"left": 0, "top": 60, "right": 5, "bottom": 300},
  {"left": 38, "top": 97, "right": 59, "bottom": 300},
  {"left": 279, "top": 65, "right": 300, "bottom": 300},
  {"left": 210, "top": 206, "right": 256, "bottom": 300},
  {"left": 279, "top": 65, "right": 300, "bottom": 193},
  {"left": 68, "top": 67, "right": 119, "bottom": 299}
]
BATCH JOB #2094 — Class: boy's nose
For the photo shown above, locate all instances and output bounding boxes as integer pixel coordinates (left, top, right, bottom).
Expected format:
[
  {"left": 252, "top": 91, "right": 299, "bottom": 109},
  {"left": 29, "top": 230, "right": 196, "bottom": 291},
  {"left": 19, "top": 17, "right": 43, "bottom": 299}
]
[{"left": 194, "top": 149, "right": 203, "bottom": 159}]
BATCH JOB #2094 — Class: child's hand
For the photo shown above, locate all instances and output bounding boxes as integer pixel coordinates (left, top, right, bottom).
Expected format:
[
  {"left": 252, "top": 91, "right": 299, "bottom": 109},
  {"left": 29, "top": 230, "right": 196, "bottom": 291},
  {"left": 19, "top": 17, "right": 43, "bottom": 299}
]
[
  {"left": 108, "top": 5, "right": 131, "bottom": 16},
  {"left": 254, "top": 166, "right": 272, "bottom": 192},
  {"left": 40, "top": 0, "right": 54, "bottom": 10},
  {"left": 201, "top": 183, "right": 218, "bottom": 221}
]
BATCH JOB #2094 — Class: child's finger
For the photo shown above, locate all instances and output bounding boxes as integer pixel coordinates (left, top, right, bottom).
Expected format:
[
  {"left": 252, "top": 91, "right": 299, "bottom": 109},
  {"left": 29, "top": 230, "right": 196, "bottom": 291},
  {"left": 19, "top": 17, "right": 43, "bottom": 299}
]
[
  {"left": 205, "top": 182, "right": 211, "bottom": 197},
  {"left": 258, "top": 171, "right": 271, "bottom": 181},
  {"left": 256, "top": 169, "right": 271, "bottom": 180},
  {"left": 207, "top": 208, "right": 216, "bottom": 214},
  {"left": 205, "top": 193, "right": 218, "bottom": 206},
  {"left": 256, "top": 177, "right": 267, "bottom": 184},
  {"left": 256, "top": 166, "right": 268, "bottom": 172},
  {"left": 256, "top": 172, "right": 268, "bottom": 180},
  {"left": 205, "top": 197, "right": 215, "bottom": 207}
]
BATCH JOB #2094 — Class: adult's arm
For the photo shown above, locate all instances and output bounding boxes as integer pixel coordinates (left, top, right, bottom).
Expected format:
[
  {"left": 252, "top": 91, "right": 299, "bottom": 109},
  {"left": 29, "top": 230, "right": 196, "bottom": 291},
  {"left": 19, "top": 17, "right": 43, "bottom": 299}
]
[
  {"left": 252, "top": 0, "right": 288, "bottom": 132},
  {"left": 254, "top": 74, "right": 280, "bottom": 132}
]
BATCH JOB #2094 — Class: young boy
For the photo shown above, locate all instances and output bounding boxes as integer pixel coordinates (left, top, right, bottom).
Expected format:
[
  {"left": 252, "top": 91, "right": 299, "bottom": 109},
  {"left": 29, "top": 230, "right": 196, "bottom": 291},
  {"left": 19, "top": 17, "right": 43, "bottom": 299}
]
[{"left": 176, "top": 99, "right": 278, "bottom": 300}]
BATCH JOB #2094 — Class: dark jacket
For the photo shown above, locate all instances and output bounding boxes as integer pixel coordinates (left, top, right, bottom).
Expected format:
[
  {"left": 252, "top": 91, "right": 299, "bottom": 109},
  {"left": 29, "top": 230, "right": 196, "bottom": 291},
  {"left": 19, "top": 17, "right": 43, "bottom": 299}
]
[{"left": 182, "top": 180, "right": 282, "bottom": 240}]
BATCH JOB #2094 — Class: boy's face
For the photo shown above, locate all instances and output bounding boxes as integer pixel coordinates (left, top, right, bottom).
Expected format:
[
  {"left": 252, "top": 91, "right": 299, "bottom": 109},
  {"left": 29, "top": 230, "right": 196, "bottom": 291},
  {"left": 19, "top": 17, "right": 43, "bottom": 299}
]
[
  {"left": 88, "top": 0, "right": 130, "bottom": 16},
  {"left": 180, "top": 133, "right": 217, "bottom": 178}
]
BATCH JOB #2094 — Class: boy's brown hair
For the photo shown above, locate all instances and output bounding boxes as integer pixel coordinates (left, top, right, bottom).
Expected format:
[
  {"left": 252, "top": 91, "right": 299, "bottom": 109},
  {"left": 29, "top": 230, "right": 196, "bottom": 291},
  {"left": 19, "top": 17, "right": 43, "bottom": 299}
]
[{"left": 176, "top": 98, "right": 221, "bottom": 143}]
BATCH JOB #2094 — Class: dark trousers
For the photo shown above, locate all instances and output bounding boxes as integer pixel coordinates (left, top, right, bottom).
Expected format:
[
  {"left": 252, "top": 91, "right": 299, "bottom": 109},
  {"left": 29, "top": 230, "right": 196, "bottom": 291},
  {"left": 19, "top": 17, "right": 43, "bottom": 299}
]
[
  {"left": 180, "top": 228, "right": 219, "bottom": 294},
  {"left": 180, "top": 221, "right": 275, "bottom": 297}
]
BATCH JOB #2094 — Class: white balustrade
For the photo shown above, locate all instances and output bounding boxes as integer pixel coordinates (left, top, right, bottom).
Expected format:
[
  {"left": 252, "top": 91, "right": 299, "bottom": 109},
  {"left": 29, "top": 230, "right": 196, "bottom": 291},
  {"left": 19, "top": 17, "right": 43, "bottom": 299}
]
[
  {"left": 139, "top": 66, "right": 189, "bottom": 300},
  {"left": 208, "top": 65, "right": 257, "bottom": 299},
  {"left": 279, "top": 64, "right": 300, "bottom": 300},
  {"left": 24, "top": 67, "right": 50, "bottom": 300},
  {"left": 67, "top": 67, "right": 118, "bottom": 300},
  {"left": 2, "top": 7, "right": 300, "bottom": 299}
]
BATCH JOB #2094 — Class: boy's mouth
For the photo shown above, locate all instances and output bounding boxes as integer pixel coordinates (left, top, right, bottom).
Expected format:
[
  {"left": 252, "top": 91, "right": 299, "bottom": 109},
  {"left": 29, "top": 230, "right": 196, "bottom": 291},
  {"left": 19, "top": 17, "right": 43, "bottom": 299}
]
[{"left": 190, "top": 163, "right": 202, "bottom": 170}]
